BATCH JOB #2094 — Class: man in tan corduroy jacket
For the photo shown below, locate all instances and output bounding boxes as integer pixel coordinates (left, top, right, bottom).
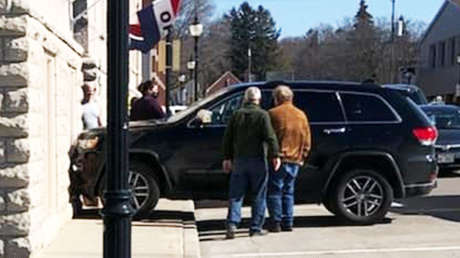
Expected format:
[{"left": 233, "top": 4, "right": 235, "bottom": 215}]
[{"left": 267, "top": 85, "right": 311, "bottom": 232}]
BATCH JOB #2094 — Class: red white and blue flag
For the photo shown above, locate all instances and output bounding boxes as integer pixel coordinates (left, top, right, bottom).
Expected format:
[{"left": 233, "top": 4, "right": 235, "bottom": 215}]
[{"left": 129, "top": 0, "right": 181, "bottom": 53}]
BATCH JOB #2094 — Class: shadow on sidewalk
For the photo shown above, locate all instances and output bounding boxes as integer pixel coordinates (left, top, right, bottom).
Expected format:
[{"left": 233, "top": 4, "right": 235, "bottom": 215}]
[
  {"left": 391, "top": 195, "right": 460, "bottom": 223},
  {"left": 197, "top": 215, "right": 392, "bottom": 242},
  {"left": 74, "top": 208, "right": 196, "bottom": 226}
]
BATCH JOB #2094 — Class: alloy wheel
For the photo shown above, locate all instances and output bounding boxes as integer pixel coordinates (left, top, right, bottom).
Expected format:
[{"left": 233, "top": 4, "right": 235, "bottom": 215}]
[
  {"left": 340, "top": 175, "right": 384, "bottom": 217},
  {"left": 128, "top": 170, "right": 150, "bottom": 210}
]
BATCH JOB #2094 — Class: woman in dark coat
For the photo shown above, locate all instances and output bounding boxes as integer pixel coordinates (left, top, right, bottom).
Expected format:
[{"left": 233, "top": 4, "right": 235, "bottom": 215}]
[{"left": 130, "top": 79, "right": 165, "bottom": 121}]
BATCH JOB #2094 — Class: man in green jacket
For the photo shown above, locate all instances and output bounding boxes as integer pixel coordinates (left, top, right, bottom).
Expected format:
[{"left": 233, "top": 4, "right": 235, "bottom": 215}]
[{"left": 222, "top": 87, "right": 281, "bottom": 239}]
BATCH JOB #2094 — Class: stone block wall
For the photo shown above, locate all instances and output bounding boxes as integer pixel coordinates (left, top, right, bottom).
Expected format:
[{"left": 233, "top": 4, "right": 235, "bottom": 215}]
[{"left": 0, "top": 1, "right": 84, "bottom": 257}]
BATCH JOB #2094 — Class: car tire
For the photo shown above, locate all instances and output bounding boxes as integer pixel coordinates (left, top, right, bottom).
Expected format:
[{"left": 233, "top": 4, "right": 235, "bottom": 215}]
[
  {"left": 99, "top": 161, "right": 160, "bottom": 217},
  {"left": 332, "top": 169, "right": 393, "bottom": 224}
]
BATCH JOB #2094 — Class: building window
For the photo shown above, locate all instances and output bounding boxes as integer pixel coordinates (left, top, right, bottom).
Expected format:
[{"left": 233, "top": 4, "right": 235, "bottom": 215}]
[
  {"left": 449, "top": 37, "right": 456, "bottom": 66},
  {"left": 71, "top": 0, "right": 88, "bottom": 49},
  {"left": 439, "top": 41, "right": 446, "bottom": 67},
  {"left": 429, "top": 44, "right": 436, "bottom": 68}
]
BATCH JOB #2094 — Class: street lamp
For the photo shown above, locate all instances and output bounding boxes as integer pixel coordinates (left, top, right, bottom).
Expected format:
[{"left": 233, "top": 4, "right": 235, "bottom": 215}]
[
  {"left": 189, "top": 14, "right": 203, "bottom": 101},
  {"left": 187, "top": 56, "right": 196, "bottom": 78}
]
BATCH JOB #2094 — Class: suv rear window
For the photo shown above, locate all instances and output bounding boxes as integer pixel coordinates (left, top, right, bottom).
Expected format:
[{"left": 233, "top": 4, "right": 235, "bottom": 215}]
[
  {"left": 341, "top": 93, "right": 399, "bottom": 122},
  {"left": 401, "top": 89, "right": 427, "bottom": 105},
  {"left": 294, "top": 91, "right": 345, "bottom": 123}
]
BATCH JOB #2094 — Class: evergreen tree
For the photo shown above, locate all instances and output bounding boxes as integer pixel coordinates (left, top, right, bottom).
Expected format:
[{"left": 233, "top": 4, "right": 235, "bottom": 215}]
[
  {"left": 347, "top": 0, "right": 380, "bottom": 81},
  {"left": 226, "top": 2, "right": 280, "bottom": 81},
  {"left": 354, "top": 0, "right": 374, "bottom": 29}
]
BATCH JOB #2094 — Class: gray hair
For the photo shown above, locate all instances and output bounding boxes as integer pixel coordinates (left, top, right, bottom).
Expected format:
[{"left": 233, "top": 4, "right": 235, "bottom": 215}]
[
  {"left": 244, "top": 87, "right": 262, "bottom": 103},
  {"left": 273, "top": 85, "right": 294, "bottom": 103}
]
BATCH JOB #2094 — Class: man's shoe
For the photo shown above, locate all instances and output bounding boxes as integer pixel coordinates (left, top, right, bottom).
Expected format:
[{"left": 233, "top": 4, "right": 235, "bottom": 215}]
[
  {"left": 226, "top": 224, "right": 237, "bottom": 239},
  {"left": 268, "top": 222, "right": 281, "bottom": 233},
  {"left": 281, "top": 226, "right": 293, "bottom": 232},
  {"left": 249, "top": 230, "right": 268, "bottom": 237}
]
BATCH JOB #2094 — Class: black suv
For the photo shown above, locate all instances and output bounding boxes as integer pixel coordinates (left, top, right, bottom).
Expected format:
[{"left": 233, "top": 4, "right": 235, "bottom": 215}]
[{"left": 69, "top": 81, "right": 438, "bottom": 224}]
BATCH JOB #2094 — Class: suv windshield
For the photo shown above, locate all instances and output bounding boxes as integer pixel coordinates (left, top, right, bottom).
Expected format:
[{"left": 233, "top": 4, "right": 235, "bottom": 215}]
[{"left": 166, "top": 87, "right": 231, "bottom": 123}]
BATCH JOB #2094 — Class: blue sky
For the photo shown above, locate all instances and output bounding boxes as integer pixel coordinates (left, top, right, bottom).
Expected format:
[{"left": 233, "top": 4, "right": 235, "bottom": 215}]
[{"left": 213, "top": 0, "right": 446, "bottom": 38}]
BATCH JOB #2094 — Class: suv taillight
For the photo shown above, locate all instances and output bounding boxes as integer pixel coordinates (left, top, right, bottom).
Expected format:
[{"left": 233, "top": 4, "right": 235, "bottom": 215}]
[{"left": 412, "top": 126, "right": 438, "bottom": 146}]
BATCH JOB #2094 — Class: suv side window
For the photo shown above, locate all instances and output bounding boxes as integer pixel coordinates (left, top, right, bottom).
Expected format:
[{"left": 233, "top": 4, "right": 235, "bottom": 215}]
[
  {"left": 261, "top": 90, "right": 274, "bottom": 110},
  {"left": 340, "top": 93, "right": 398, "bottom": 122},
  {"left": 208, "top": 93, "right": 243, "bottom": 125},
  {"left": 294, "top": 91, "right": 345, "bottom": 122}
]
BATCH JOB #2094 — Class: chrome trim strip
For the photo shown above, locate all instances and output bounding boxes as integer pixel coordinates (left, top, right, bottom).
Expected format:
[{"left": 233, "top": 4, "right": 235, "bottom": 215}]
[
  {"left": 435, "top": 144, "right": 460, "bottom": 149},
  {"left": 404, "top": 181, "right": 436, "bottom": 188}
]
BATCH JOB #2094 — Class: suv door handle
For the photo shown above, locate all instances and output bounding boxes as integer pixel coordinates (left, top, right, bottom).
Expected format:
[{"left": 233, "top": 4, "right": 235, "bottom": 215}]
[{"left": 323, "top": 127, "right": 346, "bottom": 134}]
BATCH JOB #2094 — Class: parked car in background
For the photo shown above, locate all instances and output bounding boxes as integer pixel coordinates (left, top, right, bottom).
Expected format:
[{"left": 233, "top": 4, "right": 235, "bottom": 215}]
[
  {"left": 69, "top": 81, "right": 438, "bottom": 224},
  {"left": 382, "top": 84, "right": 428, "bottom": 105},
  {"left": 421, "top": 104, "right": 460, "bottom": 172}
]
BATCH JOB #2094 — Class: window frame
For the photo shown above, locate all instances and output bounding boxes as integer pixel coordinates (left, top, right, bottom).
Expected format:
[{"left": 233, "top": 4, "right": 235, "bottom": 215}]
[
  {"left": 429, "top": 44, "right": 436, "bottom": 68},
  {"left": 287, "top": 89, "right": 347, "bottom": 125},
  {"left": 338, "top": 91, "right": 402, "bottom": 124},
  {"left": 449, "top": 37, "right": 456, "bottom": 66},
  {"left": 439, "top": 41, "right": 446, "bottom": 67}
]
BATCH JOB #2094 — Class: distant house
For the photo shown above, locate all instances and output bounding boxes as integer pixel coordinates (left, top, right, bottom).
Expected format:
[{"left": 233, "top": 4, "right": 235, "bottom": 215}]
[
  {"left": 417, "top": 0, "right": 460, "bottom": 103},
  {"left": 205, "top": 71, "right": 242, "bottom": 96}
]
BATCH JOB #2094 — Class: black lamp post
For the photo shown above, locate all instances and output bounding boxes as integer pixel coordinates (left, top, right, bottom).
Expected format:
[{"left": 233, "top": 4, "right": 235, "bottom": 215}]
[
  {"left": 178, "top": 74, "right": 186, "bottom": 105},
  {"left": 187, "top": 56, "right": 196, "bottom": 103},
  {"left": 103, "top": 0, "right": 133, "bottom": 258},
  {"left": 165, "top": 27, "right": 172, "bottom": 117},
  {"left": 189, "top": 13, "right": 203, "bottom": 101}
]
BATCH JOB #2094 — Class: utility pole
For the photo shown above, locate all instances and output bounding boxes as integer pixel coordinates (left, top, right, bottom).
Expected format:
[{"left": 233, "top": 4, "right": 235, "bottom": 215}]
[{"left": 102, "top": 0, "right": 133, "bottom": 258}]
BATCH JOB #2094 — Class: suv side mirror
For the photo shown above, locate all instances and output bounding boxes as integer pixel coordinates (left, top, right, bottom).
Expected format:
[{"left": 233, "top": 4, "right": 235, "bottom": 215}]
[{"left": 192, "top": 109, "right": 212, "bottom": 127}]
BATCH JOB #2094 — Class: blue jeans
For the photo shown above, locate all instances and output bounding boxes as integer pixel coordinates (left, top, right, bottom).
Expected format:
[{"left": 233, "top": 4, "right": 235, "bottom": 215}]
[
  {"left": 227, "top": 158, "right": 268, "bottom": 232},
  {"left": 267, "top": 162, "right": 300, "bottom": 228}
]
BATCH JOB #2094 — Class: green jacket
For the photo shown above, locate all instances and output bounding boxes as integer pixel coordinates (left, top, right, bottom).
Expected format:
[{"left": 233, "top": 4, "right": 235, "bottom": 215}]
[{"left": 223, "top": 103, "right": 279, "bottom": 160}]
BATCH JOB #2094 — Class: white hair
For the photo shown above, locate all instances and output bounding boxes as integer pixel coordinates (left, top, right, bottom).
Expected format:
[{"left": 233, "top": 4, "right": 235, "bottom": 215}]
[{"left": 244, "top": 87, "right": 262, "bottom": 103}]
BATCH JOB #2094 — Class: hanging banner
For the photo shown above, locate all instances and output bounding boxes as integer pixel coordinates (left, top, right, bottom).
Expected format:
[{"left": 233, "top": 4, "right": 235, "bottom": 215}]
[{"left": 129, "top": 0, "right": 181, "bottom": 53}]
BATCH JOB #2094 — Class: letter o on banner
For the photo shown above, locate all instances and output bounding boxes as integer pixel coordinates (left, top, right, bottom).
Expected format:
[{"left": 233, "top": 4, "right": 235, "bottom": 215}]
[{"left": 161, "top": 11, "right": 172, "bottom": 23}]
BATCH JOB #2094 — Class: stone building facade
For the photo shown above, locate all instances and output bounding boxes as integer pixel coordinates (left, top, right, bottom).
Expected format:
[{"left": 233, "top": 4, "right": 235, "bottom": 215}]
[{"left": 0, "top": 0, "right": 142, "bottom": 257}]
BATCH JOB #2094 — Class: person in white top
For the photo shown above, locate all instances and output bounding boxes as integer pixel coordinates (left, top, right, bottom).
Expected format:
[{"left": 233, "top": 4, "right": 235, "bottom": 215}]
[{"left": 81, "top": 84, "right": 102, "bottom": 130}]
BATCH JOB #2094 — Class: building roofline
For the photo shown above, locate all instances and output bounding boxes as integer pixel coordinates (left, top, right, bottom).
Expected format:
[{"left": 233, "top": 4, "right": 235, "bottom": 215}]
[
  {"left": 206, "top": 71, "right": 241, "bottom": 94},
  {"left": 420, "top": 1, "right": 450, "bottom": 45}
]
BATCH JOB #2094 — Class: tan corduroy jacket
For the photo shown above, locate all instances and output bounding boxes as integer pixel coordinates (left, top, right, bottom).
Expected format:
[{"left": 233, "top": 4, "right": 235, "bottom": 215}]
[{"left": 269, "top": 102, "right": 311, "bottom": 165}]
